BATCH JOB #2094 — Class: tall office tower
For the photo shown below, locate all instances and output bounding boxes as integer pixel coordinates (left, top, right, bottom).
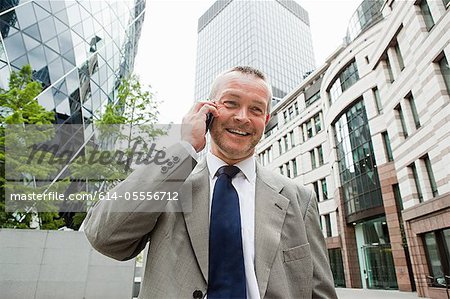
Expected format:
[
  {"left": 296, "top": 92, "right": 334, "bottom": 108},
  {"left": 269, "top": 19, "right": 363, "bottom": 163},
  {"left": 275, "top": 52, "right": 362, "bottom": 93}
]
[
  {"left": 194, "top": 0, "right": 315, "bottom": 102},
  {"left": 0, "top": 0, "right": 145, "bottom": 125}
]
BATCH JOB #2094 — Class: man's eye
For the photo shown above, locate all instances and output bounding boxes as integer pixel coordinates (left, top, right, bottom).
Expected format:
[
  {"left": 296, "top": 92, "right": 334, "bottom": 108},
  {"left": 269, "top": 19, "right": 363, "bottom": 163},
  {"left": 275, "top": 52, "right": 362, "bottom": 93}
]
[
  {"left": 223, "top": 101, "right": 237, "bottom": 108},
  {"left": 252, "top": 107, "right": 264, "bottom": 114}
]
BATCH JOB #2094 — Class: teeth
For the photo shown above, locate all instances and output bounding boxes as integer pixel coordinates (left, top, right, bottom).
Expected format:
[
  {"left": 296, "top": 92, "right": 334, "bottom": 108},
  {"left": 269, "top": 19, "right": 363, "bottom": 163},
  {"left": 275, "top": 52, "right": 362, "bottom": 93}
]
[{"left": 228, "top": 129, "right": 249, "bottom": 136}]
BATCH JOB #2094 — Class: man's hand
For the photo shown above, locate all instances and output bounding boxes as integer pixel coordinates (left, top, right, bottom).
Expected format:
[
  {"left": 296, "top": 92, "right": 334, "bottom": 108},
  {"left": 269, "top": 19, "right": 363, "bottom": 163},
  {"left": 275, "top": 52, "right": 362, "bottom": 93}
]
[{"left": 181, "top": 101, "right": 219, "bottom": 152}]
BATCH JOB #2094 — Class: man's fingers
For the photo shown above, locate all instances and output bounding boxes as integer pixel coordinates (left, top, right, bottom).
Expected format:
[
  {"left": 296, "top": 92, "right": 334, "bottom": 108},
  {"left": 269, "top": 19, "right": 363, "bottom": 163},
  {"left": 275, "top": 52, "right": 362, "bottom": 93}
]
[
  {"left": 199, "top": 104, "right": 219, "bottom": 118},
  {"left": 191, "top": 100, "right": 217, "bottom": 113}
]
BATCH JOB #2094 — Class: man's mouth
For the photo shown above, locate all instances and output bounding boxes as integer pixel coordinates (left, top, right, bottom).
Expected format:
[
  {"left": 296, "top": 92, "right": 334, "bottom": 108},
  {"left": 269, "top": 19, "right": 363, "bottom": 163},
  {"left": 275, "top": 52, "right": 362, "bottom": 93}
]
[{"left": 226, "top": 129, "right": 251, "bottom": 136}]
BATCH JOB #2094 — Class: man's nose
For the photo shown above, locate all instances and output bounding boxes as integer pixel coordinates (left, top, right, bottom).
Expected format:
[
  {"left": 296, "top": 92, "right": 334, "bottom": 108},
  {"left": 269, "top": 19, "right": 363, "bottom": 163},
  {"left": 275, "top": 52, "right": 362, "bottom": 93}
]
[{"left": 234, "top": 108, "right": 250, "bottom": 122}]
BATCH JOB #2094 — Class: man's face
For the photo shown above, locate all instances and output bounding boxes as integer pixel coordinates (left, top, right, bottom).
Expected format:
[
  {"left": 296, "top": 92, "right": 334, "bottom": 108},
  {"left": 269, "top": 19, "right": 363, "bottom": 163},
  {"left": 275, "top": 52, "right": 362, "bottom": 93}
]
[{"left": 209, "top": 71, "right": 270, "bottom": 164}]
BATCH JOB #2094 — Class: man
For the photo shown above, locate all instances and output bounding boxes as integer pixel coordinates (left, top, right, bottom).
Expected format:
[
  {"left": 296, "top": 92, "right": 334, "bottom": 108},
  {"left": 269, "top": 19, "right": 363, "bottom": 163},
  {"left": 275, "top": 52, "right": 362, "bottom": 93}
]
[{"left": 84, "top": 66, "right": 337, "bottom": 299}]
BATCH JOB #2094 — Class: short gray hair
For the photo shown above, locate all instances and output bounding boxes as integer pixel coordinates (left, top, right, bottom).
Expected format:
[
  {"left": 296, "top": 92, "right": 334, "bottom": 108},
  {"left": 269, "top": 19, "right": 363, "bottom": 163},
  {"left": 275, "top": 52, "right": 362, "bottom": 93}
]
[{"left": 209, "top": 66, "right": 273, "bottom": 113}]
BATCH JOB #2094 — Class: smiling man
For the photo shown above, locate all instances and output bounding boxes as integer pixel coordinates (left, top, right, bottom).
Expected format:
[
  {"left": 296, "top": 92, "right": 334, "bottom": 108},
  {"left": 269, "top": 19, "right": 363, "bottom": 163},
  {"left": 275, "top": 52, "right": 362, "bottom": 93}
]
[{"left": 84, "top": 66, "right": 337, "bottom": 299}]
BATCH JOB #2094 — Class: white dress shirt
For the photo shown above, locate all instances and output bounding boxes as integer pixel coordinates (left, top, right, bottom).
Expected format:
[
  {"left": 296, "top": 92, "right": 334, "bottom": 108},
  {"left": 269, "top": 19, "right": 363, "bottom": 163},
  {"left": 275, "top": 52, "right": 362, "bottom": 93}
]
[{"left": 206, "top": 152, "right": 260, "bottom": 299}]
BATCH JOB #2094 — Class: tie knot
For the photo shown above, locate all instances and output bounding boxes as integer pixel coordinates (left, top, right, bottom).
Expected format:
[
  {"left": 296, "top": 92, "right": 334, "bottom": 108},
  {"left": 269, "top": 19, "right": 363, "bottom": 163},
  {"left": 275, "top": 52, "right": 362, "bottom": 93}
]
[{"left": 216, "top": 165, "right": 240, "bottom": 179}]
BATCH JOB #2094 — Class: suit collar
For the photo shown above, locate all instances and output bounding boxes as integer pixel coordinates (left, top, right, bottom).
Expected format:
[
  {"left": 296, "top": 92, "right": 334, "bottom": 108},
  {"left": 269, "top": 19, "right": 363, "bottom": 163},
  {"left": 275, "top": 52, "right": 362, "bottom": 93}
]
[{"left": 206, "top": 152, "right": 256, "bottom": 183}]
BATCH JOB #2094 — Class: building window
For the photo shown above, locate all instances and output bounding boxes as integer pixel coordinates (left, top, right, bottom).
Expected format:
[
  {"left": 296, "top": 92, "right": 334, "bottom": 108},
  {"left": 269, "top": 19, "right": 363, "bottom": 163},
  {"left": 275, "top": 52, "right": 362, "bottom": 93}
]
[
  {"left": 328, "top": 249, "right": 346, "bottom": 287},
  {"left": 307, "top": 121, "right": 313, "bottom": 138},
  {"left": 298, "top": 126, "right": 304, "bottom": 143},
  {"left": 300, "top": 125, "right": 306, "bottom": 142},
  {"left": 328, "top": 60, "right": 359, "bottom": 104},
  {"left": 318, "top": 145, "right": 324, "bottom": 166},
  {"left": 438, "top": 54, "right": 450, "bottom": 94},
  {"left": 314, "top": 114, "right": 322, "bottom": 132},
  {"left": 278, "top": 139, "right": 283, "bottom": 154},
  {"left": 306, "top": 91, "right": 320, "bottom": 107},
  {"left": 393, "top": 183, "right": 404, "bottom": 211},
  {"left": 261, "top": 147, "right": 273, "bottom": 166},
  {"left": 268, "top": 146, "right": 273, "bottom": 163},
  {"left": 386, "top": 56, "right": 395, "bottom": 83},
  {"left": 394, "top": 43, "right": 405, "bottom": 71},
  {"left": 294, "top": 102, "right": 299, "bottom": 115},
  {"left": 321, "top": 178, "right": 328, "bottom": 200},
  {"left": 292, "top": 158, "right": 298, "bottom": 177},
  {"left": 423, "top": 228, "right": 450, "bottom": 287},
  {"left": 289, "top": 130, "right": 295, "bottom": 147},
  {"left": 310, "top": 149, "right": 316, "bottom": 169},
  {"left": 313, "top": 181, "right": 319, "bottom": 200},
  {"left": 418, "top": 0, "right": 435, "bottom": 31},
  {"left": 264, "top": 125, "right": 278, "bottom": 138},
  {"left": 409, "top": 162, "right": 423, "bottom": 203},
  {"left": 406, "top": 92, "right": 420, "bottom": 129},
  {"left": 340, "top": 61, "right": 359, "bottom": 91},
  {"left": 286, "top": 162, "right": 291, "bottom": 178},
  {"left": 422, "top": 154, "right": 438, "bottom": 197},
  {"left": 334, "top": 99, "right": 383, "bottom": 219},
  {"left": 283, "top": 111, "right": 288, "bottom": 122},
  {"left": 395, "top": 104, "right": 408, "bottom": 138},
  {"left": 382, "top": 131, "right": 394, "bottom": 162},
  {"left": 444, "top": 0, "right": 450, "bottom": 8},
  {"left": 279, "top": 166, "right": 284, "bottom": 175},
  {"left": 288, "top": 106, "right": 294, "bottom": 121},
  {"left": 324, "top": 214, "right": 332, "bottom": 237},
  {"left": 373, "top": 87, "right": 383, "bottom": 114},
  {"left": 284, "top": 135, "right": 289, "bottom": 151}
]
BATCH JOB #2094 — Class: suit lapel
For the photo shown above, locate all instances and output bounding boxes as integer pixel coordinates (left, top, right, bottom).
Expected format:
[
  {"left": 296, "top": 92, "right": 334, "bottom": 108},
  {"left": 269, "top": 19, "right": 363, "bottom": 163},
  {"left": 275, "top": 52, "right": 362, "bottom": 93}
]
[
  {"left": 183, "top": 159, "right": 210, "bottom": 283},
  {"left": 254, "top": 164, "right": 290, "bottom": 297},
  {"left": 182, "top": 160, "right": 290, "bottom": 294}
]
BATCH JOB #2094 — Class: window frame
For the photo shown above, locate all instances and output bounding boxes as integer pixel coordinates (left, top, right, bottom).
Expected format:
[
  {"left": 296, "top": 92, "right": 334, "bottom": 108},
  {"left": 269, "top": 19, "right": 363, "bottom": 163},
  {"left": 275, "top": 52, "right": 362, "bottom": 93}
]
[
  {"left": 310, "top": 149, "right": 316, "bottom": 169},
  {"left": 423, "top": 228, "right": 450, "bottom": 288},
  {"left": 417, "top": 0, "right": 435, "bottom": 31},
  {"left": 395, "top": 104, "right": 409, "bottom": 138},
  {"left": 422, "top": 154, "right": 438, "bottom": 197},
  {"left": 437, "top": 54, "right": 450, "bottom": 94},
  {"left": 409, "top": 162, "right": 423, "bottom": 203},
  {"left": 382, "top": 131, "right": 394, "bottom": 162}
]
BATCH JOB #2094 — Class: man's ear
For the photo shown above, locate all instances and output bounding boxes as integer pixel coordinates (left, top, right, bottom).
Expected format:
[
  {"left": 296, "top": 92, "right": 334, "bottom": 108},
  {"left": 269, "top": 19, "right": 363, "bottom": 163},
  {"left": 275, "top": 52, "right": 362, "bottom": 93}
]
[{"left": 265, "top": 113, "right": 270, "bottom": 125}]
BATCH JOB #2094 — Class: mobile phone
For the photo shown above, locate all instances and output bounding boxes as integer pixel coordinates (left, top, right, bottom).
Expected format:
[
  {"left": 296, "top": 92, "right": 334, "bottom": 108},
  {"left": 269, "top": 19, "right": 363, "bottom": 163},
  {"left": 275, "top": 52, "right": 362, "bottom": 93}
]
[{"left": 205, "top": 112, "right": 214, "bottom": 132}]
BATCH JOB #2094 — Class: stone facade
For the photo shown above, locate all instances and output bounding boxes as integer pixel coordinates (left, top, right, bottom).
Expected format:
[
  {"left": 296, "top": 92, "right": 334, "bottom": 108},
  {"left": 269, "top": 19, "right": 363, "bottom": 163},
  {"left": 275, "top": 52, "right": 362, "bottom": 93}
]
[{"left": 257, "top": 0, "right": 449, "bottom": 296}]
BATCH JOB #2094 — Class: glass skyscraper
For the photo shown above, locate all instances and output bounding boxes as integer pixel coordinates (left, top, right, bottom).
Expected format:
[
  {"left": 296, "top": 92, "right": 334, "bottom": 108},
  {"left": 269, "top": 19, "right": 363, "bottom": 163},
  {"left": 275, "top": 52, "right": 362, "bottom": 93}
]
[
  {"left": 194, "top": 0, "right": 315, "bottom": 102},
  {"left": 1, "top": 0, "right": 146, "bottom": 229},
  {"left": 0, "top": 0, "right": 145, "bottom": 125}
]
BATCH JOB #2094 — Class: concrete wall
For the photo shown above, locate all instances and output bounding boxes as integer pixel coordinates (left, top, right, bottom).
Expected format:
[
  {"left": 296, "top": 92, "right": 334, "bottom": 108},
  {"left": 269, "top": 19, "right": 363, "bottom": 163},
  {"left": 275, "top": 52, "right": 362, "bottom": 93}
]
[{"left": 0, "top": 229, "right": 135, "bottom": 299}]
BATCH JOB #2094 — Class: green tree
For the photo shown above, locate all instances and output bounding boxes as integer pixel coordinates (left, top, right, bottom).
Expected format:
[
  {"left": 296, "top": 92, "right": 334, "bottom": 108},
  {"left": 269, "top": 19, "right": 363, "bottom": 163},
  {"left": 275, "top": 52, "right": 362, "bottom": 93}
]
[
  {"left": 98, "top": 74, "right": 165, "bottom": 165},
  {"left": 0, "top": 65, "right": 65, "bottom": 229},
  {"left": 69, "top": 74, "right": 165, "bottom": 229}
]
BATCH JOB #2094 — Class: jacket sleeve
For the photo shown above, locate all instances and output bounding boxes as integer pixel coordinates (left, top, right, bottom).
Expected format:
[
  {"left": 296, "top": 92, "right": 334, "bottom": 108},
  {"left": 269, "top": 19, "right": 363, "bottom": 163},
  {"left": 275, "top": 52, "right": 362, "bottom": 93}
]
[
  {"left": 83, "top": 143, "right": 196, "bottom": 261},
  {"left": 304, "top": 189, "right": 338, "bottom": 299}
]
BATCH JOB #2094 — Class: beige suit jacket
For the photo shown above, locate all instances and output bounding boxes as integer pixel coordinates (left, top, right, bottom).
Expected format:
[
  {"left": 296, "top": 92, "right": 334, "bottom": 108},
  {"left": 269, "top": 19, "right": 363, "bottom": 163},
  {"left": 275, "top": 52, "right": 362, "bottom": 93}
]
[{"left": 84, "top": 144, "right": 337, "bottom": 299}]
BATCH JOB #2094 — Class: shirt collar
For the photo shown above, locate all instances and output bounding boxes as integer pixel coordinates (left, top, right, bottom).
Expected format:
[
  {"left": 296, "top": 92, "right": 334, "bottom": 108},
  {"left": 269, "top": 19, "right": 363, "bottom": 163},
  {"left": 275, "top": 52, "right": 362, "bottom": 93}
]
[{"left": 206, "top": 151, "right": 256, "bottom": 183}]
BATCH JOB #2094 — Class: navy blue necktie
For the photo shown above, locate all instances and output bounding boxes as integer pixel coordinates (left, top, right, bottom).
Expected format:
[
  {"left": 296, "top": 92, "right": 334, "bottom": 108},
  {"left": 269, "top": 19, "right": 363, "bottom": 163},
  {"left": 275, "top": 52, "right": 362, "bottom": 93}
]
[{"left": 208, "top": 165, "right": 246, "bottom": 299}]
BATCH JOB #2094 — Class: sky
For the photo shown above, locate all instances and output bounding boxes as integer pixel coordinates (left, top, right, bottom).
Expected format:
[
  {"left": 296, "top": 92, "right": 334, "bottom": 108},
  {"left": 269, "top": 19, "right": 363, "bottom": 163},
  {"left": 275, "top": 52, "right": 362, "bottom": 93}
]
[{"left": 133, "top": 0, "right": 362, "bottom": 124}]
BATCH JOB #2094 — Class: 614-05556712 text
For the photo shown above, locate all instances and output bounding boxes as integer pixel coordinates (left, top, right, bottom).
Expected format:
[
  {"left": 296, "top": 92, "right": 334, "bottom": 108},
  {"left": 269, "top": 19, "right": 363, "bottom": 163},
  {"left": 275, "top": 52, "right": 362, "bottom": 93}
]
[{"left": 95, "top": 191, "right": 179, "bottom": 201}]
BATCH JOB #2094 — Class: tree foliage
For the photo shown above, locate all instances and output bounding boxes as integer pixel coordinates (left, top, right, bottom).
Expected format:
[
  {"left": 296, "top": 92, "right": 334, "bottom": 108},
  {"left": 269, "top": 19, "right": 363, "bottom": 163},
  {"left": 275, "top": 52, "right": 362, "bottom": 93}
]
[
  {"left": 69, "top": 74, "right": 164, "bottom": 229},
  {"left": 0, "top": 65, "right": 64, "bottom": 229},
  {"left": 1, "top": 70, "right": 164, "bottom": 230},
  {"left": 98, "top": 74, "right": 165, "bottom": 153}
]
